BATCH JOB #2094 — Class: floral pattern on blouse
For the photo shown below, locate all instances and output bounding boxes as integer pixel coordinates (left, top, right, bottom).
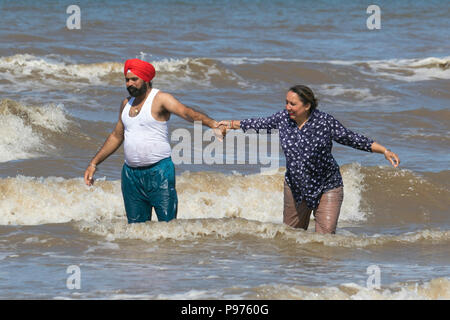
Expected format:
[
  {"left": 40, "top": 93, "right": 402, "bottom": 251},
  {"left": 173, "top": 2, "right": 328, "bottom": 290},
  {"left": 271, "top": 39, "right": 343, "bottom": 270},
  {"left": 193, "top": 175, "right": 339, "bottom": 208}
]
[{"left": 240, "top": 109, "right": 374, "bottom": 209}]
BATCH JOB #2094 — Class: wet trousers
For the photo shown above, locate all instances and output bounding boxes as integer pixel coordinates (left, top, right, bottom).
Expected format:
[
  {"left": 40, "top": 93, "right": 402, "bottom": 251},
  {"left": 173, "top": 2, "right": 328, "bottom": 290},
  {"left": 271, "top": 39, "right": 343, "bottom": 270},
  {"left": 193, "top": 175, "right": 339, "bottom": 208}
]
[
  {"left": 283, "top": 181, "right": 344, "bottom": 234},
  {"left": 121, "top": 157, "right": 178, "bottom": 224}
]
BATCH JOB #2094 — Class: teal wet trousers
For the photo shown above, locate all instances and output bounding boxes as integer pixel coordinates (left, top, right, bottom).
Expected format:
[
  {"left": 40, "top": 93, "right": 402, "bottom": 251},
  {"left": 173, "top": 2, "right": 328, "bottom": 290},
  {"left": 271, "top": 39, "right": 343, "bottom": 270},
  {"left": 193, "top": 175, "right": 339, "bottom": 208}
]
[{"left": 121, "top": 157, "right": 178, "bottom": 224}]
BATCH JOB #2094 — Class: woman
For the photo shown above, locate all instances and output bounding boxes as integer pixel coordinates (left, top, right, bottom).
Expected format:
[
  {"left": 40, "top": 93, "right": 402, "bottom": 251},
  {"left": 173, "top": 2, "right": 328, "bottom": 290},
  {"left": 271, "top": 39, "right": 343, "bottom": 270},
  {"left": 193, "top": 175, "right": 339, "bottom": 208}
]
[{"left": 219, "top": 85, "right": 400, "bottom": 234}]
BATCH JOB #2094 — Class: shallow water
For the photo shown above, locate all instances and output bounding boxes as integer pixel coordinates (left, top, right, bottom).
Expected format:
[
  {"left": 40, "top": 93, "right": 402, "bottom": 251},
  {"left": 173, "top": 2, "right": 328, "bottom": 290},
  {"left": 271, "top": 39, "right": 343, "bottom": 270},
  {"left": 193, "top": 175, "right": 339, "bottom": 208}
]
[{"left": 0, "top": 0, "right": 449, "bottom": 299}]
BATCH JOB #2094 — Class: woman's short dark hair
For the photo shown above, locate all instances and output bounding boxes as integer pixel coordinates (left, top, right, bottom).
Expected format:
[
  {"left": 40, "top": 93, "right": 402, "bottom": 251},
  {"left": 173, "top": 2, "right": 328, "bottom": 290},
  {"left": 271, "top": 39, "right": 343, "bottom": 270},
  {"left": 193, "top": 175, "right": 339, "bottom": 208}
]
[{"left": 289, "top": 85, "right": 318, "bottom": 112}]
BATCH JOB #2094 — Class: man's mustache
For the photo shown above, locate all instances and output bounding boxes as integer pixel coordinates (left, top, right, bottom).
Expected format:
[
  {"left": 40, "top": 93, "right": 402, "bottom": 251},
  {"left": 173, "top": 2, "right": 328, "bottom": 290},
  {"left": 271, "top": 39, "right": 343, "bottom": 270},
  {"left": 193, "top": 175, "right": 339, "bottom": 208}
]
[{"left": 127, "top": 86, "right": 140, "bottom": 96}]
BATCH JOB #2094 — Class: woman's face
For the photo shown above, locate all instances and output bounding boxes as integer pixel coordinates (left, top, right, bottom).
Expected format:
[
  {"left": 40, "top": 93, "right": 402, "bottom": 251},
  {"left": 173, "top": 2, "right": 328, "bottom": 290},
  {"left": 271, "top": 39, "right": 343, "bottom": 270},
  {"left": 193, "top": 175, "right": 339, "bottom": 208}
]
[{"left": 285, "top": 90, "right": 311, "bottom": 122}]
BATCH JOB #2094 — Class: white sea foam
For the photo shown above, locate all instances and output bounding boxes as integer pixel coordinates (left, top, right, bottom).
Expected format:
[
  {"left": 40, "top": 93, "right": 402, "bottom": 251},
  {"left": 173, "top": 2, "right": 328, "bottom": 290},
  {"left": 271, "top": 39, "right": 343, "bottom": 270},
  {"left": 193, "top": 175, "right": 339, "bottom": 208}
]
[
  {"left": 1, "top": 173, "right": 448, "bottom": 247},
  {"left": 104, "top": 277, "right": 450, "bottom": 300},
  {"left": 151, "top": 57, "right": 245, "bottom": 88},
  {"left": 175, "top": 164, "right": 368, "bottom": 225},
  {"left": 0, "top": 113, "right": 43, "bottom": 162},
  {"left": 0, "top": 165, "right": 370, "bottom": 226},
  {"left": 247, "top": 277, "right": 450, "bottom": 300},
  {"left": 326, "top": 56, "right": 450, "bottom": 82},
  {"left": 363, "top": 57, "right": 450, "bottom": 82},
  {"left": 3, "top": 166, "right": 448, "bottom": 249},
  {"left": 340, "top": 163, "right": 371, "bottom": 222},
  {"left": 78, "top": 218, "right": 450, "bottom": 248},
  {"left": 0, "top": 54, "right": 243, "bottom": 88},
  {"left": 2, "top": 54, "right": 445, "bottom": 93},
  {"left": 0, "top": 176, "right": 125, "bottom": 225},
  {"left": 0, "top": 54, "right": 122, "bottom": 86},
  {"left": 0, "top": 99, "right": 71, "bottom": 162}
]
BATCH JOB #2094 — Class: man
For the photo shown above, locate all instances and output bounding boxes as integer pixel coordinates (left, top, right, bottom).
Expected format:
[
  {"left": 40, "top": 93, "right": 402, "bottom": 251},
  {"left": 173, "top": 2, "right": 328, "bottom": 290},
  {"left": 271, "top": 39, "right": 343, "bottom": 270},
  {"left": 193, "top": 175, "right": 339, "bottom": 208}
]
[{"left": 84, "top": 58, "right": 223, "bottom": 224}]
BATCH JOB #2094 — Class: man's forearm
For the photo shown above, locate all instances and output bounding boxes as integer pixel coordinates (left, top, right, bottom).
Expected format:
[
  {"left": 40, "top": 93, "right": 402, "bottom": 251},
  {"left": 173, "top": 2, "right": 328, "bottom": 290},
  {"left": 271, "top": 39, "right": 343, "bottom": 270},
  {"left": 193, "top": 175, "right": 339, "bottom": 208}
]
[
  {"left": 90, "top": 133, "right": 123, "bottom": 166},
  {"left": 185, "top": 107, "right": 217, "bottom": 128}
]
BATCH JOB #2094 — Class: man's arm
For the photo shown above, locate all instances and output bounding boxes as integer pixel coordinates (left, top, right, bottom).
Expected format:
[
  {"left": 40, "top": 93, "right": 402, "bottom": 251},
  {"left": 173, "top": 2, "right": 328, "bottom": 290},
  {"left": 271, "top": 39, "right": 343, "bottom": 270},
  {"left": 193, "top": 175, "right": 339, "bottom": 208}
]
[
  {"left": 159, "top": 92, "right": 218, "bottom": 128},
  {"left": 84, "top": 99, "right": 127, "bottom": 186}
]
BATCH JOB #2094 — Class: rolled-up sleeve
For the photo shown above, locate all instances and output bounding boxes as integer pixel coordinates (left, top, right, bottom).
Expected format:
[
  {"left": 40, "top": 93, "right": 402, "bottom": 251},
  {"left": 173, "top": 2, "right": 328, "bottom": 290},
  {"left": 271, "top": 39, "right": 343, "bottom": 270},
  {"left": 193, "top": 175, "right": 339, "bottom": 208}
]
[
  {"left": 328, "top": 115, "right": 373, "bottom": 152},
  {"left": 240, "top": 110, "right": 284, "bottom": 133}
]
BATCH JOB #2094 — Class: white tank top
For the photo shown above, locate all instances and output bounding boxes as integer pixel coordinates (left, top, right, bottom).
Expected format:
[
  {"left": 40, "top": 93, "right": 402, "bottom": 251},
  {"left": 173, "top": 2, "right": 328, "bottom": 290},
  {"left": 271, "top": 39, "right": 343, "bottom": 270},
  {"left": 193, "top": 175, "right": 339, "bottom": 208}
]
[{"left": 121, "top": 88, "right": 172, "bottom": 167}]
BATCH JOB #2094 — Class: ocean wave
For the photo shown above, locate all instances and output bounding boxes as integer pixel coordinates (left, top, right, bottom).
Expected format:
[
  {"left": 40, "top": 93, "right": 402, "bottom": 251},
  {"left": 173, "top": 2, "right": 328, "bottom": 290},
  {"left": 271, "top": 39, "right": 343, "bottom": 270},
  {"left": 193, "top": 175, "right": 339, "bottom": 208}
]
[
  {"left": 0, "top": 54, "right": 123, "bottom": 87},
  {"left": 0, "top": 54, "right": 244, "bottom": 89},
  {"left": 0, "top": 164, "right": 368, "bottom": 226},
  {"left": 1, "top": 166, "right": 448, "bottom": 227},
  {"left": 0, "top": 99, "right": 71, "bottom": 162},
  {"left": 0, "top": 176, "right": 124, "bottom": 226},
  {"left": 176, "top": 164, "right": 367, "bottom": 224},
  {"left": 152, "top": 57, "right": 245, "bottom": 87},
  {"left": 102, "top": 277, "right": 450, "bottom": 299},
  {"left": 149, "top": 277, "right": 450, "bottom": 300},
  {"left": 358, "top": 166, "right": 450, "bottom": 225},
  {"left": 317, "top": 84, "right": 396, "bottom": 105},
  {"left": 77, "top": 218, "right": 450, "bottom": 248},
  {"left": 1, "top": 169, "right": 449, "bottom": 248},
  {"left": 220, "top": 56, "right": 450, "bottom": 82},
  {"left": 237, "top": 277, "right": 450, "bottom": 300},
  {"left": 2, "top": 54, "right": 446, "bottom": 94},
  {"left": 362, "top": 56, "right": 450, "bottom": 82},
  {"left": 326, "top": 56, "right": 450, "bottom": 82}
]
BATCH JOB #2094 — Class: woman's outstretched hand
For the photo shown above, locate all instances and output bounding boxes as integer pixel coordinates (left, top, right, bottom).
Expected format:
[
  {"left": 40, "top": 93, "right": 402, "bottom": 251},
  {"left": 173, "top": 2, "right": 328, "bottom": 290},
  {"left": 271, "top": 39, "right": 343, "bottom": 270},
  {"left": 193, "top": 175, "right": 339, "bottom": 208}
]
[
  {"left": 384, "top": 150, "right": 400, "bottom": 168},
  {"left": 371, "top": 143, "right": 400, "bottom": 168}
]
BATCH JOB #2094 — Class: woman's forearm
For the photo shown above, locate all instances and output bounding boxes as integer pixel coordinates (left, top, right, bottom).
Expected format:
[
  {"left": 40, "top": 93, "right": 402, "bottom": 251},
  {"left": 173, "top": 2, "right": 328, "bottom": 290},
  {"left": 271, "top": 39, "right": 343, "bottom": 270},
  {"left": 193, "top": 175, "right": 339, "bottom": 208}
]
[
  {"left": 371, "top": 141, "right": 400, "bottom": 167},
  {"left": 371, "top": 141, "right": 390, "bottom": 154},
  {"left": 230, "top": 120, "right": 241, "bottom": 129}
]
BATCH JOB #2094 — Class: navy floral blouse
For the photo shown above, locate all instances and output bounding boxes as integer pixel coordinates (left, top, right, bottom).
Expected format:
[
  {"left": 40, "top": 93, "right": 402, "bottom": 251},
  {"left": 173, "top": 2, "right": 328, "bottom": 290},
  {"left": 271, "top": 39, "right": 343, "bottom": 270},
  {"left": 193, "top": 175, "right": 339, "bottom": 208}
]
[{"left": 240, "top": 109, "right": 374, "bottom": 209}]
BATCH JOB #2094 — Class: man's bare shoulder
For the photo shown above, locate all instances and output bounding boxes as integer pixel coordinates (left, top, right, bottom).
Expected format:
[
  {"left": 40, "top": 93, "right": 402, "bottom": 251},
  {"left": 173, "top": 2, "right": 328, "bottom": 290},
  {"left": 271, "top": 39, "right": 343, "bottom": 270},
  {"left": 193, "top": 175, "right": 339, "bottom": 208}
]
[
  {"left": 154, "top": 90, "right": 174, "bottom": 102},
  {"left": 154, "top": 90, "right": 178, "bottom": 112}
]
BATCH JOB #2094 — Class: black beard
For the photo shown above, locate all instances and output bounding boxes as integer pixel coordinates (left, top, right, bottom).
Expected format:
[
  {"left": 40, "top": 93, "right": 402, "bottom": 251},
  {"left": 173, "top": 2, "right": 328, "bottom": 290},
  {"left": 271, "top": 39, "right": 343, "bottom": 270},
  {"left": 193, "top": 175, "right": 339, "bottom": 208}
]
[{"left": 127, "top": 84, "right": 147, "bottom": 97}]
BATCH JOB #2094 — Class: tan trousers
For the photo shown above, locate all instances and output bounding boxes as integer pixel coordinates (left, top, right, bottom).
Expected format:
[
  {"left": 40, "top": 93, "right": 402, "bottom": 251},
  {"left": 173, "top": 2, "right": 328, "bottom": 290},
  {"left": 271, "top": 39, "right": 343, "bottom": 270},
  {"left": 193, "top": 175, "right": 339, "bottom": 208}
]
[{"left": 283, "top": 181, "right": 344, "bottom": 234}]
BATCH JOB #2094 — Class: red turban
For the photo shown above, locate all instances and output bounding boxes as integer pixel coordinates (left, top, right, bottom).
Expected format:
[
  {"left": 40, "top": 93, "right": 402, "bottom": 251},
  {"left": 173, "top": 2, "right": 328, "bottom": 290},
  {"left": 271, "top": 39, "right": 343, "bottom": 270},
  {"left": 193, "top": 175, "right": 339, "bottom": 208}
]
[{"left": 124, "top": 58, "right": 156, "bottom": 82}]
